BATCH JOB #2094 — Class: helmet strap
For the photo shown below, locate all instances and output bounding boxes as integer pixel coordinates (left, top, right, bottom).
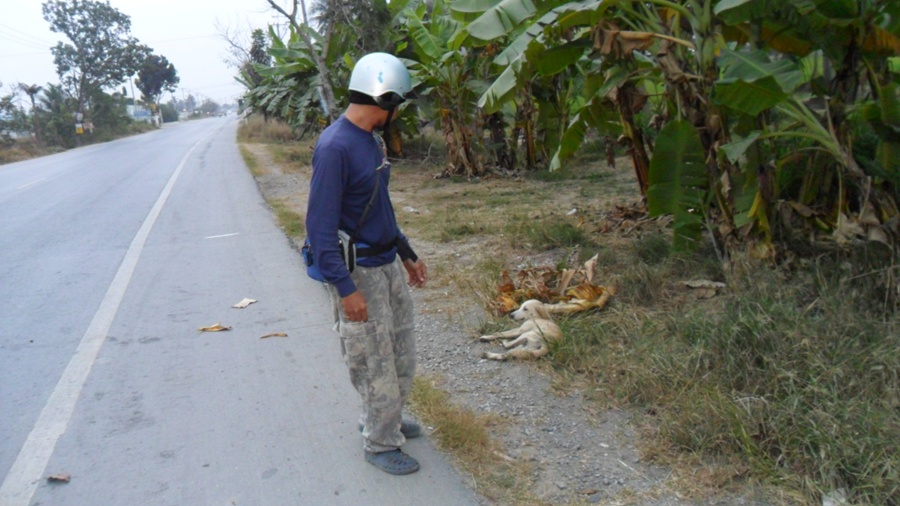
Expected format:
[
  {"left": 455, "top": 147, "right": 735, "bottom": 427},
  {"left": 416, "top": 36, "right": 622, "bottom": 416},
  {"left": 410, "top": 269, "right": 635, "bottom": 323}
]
[{"left": 381, "top": 107, "right": 395, "bottom": 153}]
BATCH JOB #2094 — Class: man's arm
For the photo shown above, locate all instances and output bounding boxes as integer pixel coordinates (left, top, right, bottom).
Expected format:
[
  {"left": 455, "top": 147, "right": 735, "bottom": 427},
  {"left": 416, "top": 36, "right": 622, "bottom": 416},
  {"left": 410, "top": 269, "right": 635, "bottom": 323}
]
[{"left": 307, "top": 145, "right": 357, "bottom": 298}]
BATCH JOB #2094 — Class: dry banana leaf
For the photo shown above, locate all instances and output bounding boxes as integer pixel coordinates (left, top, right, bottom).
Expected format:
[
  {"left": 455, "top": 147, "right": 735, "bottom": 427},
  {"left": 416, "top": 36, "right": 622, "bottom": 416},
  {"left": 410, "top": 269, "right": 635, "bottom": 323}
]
[
  {"left": 47, "top": 473, "right": 70, "bottom": 483},
  {"left": 198, "top": 323, "right": 232, "bottom": 332},
  {"left": 488, "top": 253, "right": 615, "bottom": 314}
]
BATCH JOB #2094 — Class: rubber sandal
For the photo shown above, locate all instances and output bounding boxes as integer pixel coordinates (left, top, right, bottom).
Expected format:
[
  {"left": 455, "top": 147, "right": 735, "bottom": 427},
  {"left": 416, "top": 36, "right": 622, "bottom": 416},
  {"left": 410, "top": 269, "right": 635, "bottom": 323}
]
[
  {"left": 364, "top": 449, "right": 420, "bottom": 475},
  {"left": 358, "top": 420, "right": 422, "bottom": 439}
]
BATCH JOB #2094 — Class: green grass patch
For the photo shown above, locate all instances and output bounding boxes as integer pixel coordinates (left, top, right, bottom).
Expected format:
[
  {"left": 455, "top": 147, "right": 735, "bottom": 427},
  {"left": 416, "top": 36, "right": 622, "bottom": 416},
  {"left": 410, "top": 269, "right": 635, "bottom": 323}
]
[
  {"left": 523, "top": 167, "right": 573, "bottom": 182},
  {"left": 238, "top": 145, "right": 262, "bottom": 177},
  {"left": 269, "top": 198, "right": 305, "bottom": 238},
  {"left": 504, "top": 214, "right": 594, "bottom": 251}
]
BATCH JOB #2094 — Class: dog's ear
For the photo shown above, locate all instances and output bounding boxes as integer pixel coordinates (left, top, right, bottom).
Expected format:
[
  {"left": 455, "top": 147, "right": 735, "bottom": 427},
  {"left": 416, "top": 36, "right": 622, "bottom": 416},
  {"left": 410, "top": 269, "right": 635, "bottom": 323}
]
[{"left": 532, "top": 303, "right": 551, "bottom": 320}]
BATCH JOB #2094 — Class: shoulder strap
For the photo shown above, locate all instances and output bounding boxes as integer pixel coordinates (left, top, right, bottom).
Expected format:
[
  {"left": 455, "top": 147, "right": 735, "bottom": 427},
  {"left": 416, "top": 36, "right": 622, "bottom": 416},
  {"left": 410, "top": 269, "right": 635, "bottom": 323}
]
[
  {"left": 348, "top": 134, "right": 387, "bottom": 243},
  {"left": 350, "top": 175, "right": 380, "bottom": 243}
]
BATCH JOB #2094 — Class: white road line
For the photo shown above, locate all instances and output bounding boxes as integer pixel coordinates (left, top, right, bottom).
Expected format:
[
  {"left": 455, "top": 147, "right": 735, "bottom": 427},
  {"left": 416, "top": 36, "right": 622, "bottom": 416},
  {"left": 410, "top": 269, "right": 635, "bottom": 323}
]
[
  {"left": 16, "top": 178, "right": 46, "bottom": 190},
  {"left": 205, "top": 232, "right": 240, "bottom": 239},
  {"left": 0, "top": 131, "right": 214, "bottom": 506}
]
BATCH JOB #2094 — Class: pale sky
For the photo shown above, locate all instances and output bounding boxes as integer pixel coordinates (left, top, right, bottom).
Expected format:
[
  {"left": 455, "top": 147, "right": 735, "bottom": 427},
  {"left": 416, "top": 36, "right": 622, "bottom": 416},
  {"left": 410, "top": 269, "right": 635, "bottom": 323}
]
[{"left": 0, "top": 0, "right": 285, "bottom": 105}]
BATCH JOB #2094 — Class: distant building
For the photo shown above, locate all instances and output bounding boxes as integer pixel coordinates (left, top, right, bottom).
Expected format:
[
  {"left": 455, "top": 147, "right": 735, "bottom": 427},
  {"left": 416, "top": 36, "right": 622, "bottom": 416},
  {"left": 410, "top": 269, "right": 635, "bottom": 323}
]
[
  {"left": 126, "top": 105, "right": 160, "bottom": 126},
  {"left": 126, "top": 104, "right": 152, "bottom": 121}
]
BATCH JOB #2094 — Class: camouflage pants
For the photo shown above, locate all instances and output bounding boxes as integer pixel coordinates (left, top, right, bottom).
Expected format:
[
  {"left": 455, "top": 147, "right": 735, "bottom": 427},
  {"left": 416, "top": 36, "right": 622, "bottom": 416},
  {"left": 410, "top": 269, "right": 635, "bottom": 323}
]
[{"left": 326, "top": 258, "right": 416, "bottom": 453}]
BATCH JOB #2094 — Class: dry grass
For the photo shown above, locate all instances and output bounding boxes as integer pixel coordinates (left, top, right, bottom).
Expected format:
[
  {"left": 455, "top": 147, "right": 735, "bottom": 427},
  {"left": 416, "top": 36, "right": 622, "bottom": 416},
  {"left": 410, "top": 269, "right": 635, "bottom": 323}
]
[
  {"left": 0, "top": 139, "right": 64, "bottom": 165},
  {"left": 236, "top": 115, "right": 297, "bottom": 144},
  {"left": 270, "top": 143, "right": 314, "bottom": 172},
  {"left": 410, "top": 375, "right": 549, "bottom": 505}
]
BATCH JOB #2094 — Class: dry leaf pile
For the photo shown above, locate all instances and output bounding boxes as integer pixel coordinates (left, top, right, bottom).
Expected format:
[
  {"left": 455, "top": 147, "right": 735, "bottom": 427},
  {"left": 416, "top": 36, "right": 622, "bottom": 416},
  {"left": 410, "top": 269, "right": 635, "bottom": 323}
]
[
  {"left": 596, "top": 201, "right": 670, "bottom": 235},
  {"left": 489, "top": 253, "right": 616, "bottom": 315}
]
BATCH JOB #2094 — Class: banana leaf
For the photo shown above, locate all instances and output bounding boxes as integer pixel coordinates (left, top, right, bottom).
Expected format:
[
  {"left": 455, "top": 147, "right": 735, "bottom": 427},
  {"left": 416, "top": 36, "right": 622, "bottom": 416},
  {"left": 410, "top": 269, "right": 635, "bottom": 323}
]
[
  {"left": 714, "top": 50, "right": 803, "bottom": 116},
  {"left": 647, "top": 119, "right": 708, "bottom": 250},
  {"left": 477, "top": 59, "right": 520, "bottom": 112},
  {"left": 462, "top": 0, "right": 537, "bottom": 42},
  {"left": 549, "top": 98, "right": 620, "bottom": 171},
  {"left": 405, "top": 10, "right": 446, "bottom": 61}
]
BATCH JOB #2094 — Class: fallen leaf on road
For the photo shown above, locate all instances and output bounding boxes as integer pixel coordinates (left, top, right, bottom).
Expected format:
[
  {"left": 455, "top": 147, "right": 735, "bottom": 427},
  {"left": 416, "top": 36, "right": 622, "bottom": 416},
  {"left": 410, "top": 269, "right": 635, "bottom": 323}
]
[
  {"left": 47, "top": 473, "right": 70, "bottom": 483},
  {"left": 232, "top": 298, "right": 257, "bottom": 309},
  {"left": 199, "top": 323, "right": 232, "bottom": 332},
  {"left": 260, "top": 332, "right": 288, "bottom": 339}
]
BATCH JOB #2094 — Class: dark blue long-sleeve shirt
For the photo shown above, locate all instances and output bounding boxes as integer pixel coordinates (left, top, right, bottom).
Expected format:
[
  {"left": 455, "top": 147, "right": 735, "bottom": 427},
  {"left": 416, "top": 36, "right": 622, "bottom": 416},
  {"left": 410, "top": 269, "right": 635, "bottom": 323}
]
[{"left": 306, "top": 115, "right": 409, "bottom": 297}]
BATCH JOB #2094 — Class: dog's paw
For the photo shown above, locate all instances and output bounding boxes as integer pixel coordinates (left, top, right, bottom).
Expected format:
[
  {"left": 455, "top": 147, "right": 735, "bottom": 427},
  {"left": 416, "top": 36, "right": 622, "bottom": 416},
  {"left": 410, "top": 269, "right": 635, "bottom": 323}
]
[{"left": 478, "top": 335, "right": 492, "bottom": 342}]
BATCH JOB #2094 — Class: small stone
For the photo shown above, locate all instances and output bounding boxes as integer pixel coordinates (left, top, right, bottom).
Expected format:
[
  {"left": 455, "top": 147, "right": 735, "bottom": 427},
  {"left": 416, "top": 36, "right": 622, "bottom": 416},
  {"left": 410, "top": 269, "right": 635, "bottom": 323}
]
[{"left": 556, "top": 482, "right": 567, "bottom": 490}]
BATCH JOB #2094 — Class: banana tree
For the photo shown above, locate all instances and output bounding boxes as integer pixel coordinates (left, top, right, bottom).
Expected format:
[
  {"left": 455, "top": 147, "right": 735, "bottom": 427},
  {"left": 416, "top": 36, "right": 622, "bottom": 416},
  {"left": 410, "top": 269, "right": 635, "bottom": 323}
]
[
  {"left": 471, "top": 0, "right": 726, "bottom": 247},
  {"left": 402, "top": 0, "right": 489, "bottom": 176},
  {"left": 236, "top": 24, "right": 336, "bottom": 132},
  {"left": 470, "top": 0, "right": 623, "bottom": 171},
  {"left": 715, "top": 0, "right": 900, "bottom": 251}
]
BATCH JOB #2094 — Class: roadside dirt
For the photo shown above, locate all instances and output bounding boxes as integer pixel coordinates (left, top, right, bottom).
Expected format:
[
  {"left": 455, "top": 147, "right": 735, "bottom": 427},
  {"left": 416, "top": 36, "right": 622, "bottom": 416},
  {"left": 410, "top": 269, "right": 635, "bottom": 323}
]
[{"left": 241, "top": 141, "right": 771, "bottom": 506}]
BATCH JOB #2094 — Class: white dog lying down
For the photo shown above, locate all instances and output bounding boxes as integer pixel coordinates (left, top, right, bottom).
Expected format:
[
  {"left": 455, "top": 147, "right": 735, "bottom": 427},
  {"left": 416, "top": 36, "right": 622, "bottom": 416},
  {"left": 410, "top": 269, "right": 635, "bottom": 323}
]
[{"left": 479, "top": 299, "right": 563, "bottom": 361}]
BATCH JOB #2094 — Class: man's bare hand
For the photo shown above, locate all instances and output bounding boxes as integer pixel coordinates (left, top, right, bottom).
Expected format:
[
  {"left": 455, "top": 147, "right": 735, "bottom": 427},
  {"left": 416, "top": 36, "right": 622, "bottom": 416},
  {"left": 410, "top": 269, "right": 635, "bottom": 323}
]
[
  {"left": 403, "top": 259, "right": 427, "bottom": 288},
  {"left": 342, "top": 290, "right": 368, "bottom": 322}
]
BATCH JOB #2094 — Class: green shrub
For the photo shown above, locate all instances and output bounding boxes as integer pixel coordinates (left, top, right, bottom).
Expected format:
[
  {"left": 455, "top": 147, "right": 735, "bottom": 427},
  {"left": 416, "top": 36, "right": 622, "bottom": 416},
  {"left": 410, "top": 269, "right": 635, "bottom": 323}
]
[{"left": 505, "top": 215, "right": 593, "bottom": 250}]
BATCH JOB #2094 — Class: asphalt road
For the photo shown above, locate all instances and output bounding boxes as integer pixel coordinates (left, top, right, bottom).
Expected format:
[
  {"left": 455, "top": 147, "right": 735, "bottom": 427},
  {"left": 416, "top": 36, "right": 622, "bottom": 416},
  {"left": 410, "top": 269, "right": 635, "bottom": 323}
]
[{"left": 0, "top": 118, "right": 480, "bottom": 505}]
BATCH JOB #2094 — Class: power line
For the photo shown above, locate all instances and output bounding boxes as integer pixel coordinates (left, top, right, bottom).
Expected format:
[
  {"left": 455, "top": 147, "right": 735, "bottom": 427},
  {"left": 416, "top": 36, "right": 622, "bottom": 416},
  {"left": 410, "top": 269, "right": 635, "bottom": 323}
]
[
  {"left": 0, "top": 51, "right": 52, "bottom": 57},
  {"left": 0, "top": 29, "right": 50, "bottom": 51},
  {"left": 0, "top": 22, "right": 54, "bottom": 46}
]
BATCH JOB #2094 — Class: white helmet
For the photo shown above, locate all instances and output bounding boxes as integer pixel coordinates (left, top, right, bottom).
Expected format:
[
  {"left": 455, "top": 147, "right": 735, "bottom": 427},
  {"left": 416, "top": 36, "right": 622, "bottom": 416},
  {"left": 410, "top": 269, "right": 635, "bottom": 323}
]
[{"left": 348, "top": 52, "right": 413, "bottom": 110}]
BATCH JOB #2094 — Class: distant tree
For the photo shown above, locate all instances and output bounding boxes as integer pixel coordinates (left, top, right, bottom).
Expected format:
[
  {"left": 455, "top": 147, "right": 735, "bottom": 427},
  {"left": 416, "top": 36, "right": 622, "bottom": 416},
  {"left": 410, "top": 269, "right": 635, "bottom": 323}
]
[
  {"left": 310, "top": 0, "right": 392, "bottom": 54},
  {"left": 198, "top": 99, "right": 220, "bottom": 115},
  {"left": 159, "top": 102, "right": 179, "bottom": 123},
  {"left": 249, "top": 29, "right": 271, "bottom": 68},
  {"left": 18, "top": 83, "right": 43, "bottom": 144},
  {"left": 0, "top": 83, "right": 20, "bottom": 145},
  {"left": 266, "top": 0, "right": 338, "bottom": 121},
  {"left": 39, "top": 83, "right": 76, "bottom": 148},
  {"left": 42, "top": 0, "right": 150, "bottom": 127},
  {"left": 135, "top": 54, "right": 179, "bottom": 105},
  {"left": 185, "top": 94, "right": 197, "bottom": 113}
]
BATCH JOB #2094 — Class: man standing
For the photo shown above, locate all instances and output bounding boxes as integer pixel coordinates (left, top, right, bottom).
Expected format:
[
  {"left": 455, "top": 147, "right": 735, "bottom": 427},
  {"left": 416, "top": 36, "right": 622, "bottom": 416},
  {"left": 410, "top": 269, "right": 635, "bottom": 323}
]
[{"left": 305, "top": 53, "right": 427, "bottom": 475}]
